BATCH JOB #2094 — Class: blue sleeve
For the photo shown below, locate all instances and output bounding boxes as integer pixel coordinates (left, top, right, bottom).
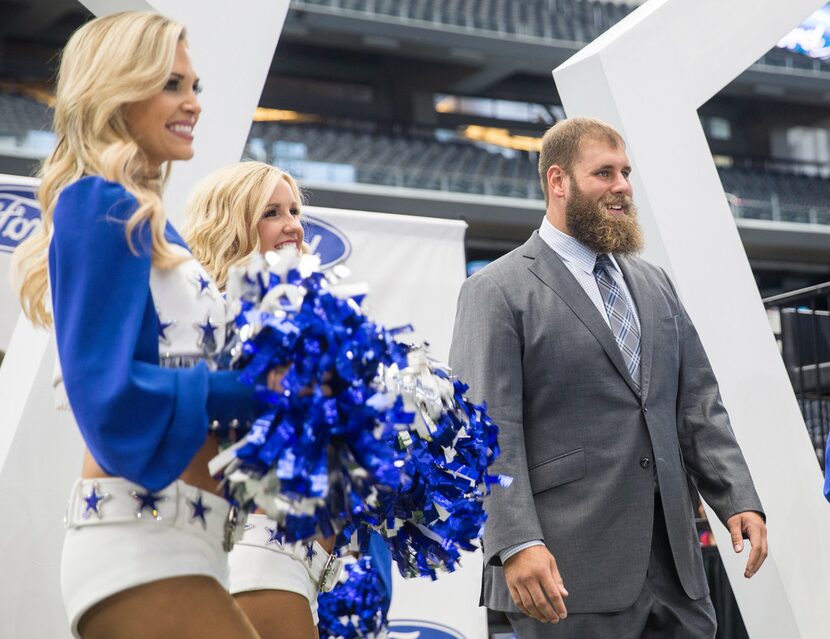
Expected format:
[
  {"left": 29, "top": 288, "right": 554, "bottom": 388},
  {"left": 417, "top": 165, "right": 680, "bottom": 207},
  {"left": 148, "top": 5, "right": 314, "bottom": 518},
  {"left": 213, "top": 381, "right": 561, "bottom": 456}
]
[{"left": 49, "top": 176, "right": 254, "bottom": 491}]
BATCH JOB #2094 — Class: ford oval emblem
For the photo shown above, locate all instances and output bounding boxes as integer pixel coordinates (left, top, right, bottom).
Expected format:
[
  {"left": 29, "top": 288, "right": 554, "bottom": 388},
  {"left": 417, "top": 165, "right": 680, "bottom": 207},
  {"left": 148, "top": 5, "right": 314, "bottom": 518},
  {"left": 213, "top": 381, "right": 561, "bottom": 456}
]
[
  {"left": 388, "top": 620, "right": 467, "bottom": 639},
  {"left": 0, "top": 183, "right": 41, "bottom": 255},
  {"left": 303, "top": 215, "right": 351, "bottom": 269}
]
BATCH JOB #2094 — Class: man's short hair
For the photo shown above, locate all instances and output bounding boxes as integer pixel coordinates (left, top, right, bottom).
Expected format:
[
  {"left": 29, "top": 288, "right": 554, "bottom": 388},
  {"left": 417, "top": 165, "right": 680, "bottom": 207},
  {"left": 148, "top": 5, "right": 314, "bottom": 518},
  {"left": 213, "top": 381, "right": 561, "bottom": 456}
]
[{"left": 538, "top": 117, "right": 625, "bottom": 204}]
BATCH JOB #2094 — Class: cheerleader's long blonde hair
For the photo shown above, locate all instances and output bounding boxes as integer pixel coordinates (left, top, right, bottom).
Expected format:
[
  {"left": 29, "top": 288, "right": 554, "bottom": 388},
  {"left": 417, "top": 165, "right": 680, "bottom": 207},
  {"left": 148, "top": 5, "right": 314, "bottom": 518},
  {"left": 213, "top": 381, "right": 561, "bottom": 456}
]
[
  {"left": 12, "top": 11, "right": 188, "bottom": 327},
  {"left": 184, "top": 161, "right": 303, "bottom": 290}
]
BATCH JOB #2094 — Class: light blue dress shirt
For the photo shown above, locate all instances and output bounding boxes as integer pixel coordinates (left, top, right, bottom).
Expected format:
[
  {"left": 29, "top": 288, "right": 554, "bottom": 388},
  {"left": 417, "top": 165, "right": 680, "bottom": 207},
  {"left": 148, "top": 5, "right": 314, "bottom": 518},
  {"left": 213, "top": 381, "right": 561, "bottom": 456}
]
[{"left": 499, "top": 216, "right": 641, "bottom": 564}]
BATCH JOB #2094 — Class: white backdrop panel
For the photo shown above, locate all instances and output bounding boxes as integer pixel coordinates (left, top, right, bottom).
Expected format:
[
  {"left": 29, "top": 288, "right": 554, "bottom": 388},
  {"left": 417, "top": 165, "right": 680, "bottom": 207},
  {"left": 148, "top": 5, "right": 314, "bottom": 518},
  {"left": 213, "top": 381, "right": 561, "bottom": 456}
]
[
  {"left": 305, "top": 206, "right": 467, "bottom": 362},
  {"left": 0, "top": 320, "right": 82, "bottom": 638}
]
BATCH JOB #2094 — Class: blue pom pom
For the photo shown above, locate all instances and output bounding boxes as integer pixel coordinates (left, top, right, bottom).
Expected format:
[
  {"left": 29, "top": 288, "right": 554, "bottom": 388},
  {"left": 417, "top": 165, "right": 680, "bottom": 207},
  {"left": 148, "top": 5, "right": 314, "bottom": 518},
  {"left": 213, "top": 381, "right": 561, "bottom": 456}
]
[
  {"left": 318, "top": 554, "right": 388, "bottom": 639},
  {"left": 216, "top": 251, "right": 510, "bottom": 577}
]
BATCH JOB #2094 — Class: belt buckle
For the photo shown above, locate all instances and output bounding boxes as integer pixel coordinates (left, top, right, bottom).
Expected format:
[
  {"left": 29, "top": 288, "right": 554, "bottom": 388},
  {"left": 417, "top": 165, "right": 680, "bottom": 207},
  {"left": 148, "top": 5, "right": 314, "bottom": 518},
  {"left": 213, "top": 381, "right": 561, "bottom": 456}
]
[
  {"left": 223, "top": 504, "right": 239, "bottom": 552},
  {"left": 318, "top": 553, "right": 341, "bottom": 592}
]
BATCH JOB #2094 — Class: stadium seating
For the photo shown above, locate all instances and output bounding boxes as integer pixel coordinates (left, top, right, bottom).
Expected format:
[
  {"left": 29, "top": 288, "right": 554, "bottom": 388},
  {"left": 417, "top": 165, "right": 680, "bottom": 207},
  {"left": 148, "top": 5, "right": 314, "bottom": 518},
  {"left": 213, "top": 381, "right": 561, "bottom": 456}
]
[
  {"left": 4, "top": 90, "right": 830, "bottom": 224},
  {"left": 249, "top": 121, "right": 541, "bottom": 199},
  {"left": 250, "top": 121, "right": 830, "bottom": 223},
  {"left": 0, "top": 92, "right": 52, "bottom": 138},
  {"left": 296, "top": 0, "right": 632, "bottom": 41},
  {"left": 719, "top": 166, "right": 830, "bottom": 224},
  {"left": 294, "top": 0, "right": 830, "bottom": 72}
]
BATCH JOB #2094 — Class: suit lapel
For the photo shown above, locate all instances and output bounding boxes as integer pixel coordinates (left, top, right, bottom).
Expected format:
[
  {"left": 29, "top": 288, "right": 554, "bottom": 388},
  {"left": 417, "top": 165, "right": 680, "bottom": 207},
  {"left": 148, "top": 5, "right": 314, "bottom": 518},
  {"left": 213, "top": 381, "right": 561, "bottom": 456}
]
[
  {"left": 615, "top": 255, "right": 654, "bottom": 402},
  {"left": 524, "top": 233, "right": 640, "bottom": 396}
]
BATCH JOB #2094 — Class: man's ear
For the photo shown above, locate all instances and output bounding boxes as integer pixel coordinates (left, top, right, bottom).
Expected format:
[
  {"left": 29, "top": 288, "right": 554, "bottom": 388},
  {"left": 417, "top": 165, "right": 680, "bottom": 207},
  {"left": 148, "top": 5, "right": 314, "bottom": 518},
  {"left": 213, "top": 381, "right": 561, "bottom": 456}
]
[{"left": 547, "top": 164, "right": 568, "bottom": 200}]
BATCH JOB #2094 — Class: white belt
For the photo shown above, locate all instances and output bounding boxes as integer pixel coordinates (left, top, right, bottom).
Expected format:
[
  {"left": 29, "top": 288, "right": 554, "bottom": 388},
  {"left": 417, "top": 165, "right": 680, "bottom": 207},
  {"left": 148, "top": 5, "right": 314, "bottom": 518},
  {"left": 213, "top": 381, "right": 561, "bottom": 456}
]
[
  {"left": 238, "top": 515, "right": 343, "bottom": 592},
  {"left": 65, "top": 478, "right": 242, "bottom": 551}
]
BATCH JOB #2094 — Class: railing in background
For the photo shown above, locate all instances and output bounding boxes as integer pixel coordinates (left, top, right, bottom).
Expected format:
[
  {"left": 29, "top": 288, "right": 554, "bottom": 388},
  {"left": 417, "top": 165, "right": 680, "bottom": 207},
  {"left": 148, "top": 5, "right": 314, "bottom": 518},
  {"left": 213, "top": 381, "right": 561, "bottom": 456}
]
[
  {"left": 727, "top": 193, "right": 830, "bottom": 225},
  {"left": 764, "top": 282, "right": 830, "bottom": 469}
]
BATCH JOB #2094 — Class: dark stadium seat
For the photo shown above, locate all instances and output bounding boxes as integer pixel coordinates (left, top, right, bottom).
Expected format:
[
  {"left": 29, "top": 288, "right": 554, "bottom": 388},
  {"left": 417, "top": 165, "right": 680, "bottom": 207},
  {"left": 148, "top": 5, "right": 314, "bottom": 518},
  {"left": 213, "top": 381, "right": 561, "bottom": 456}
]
[{"left": 0, "top": 93, "right": 52, "bottom": 137}]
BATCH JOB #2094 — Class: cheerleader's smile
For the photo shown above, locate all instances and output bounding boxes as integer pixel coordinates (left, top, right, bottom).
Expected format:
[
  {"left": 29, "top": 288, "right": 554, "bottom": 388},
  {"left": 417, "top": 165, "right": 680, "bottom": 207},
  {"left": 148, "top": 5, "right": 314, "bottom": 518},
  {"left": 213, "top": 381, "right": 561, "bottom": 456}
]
[
  {"left": 258, "top": 177, "right": 304, "bottom": 254},
  {"left": 124, "top": 40, "right": 201, "bottom": 169}
]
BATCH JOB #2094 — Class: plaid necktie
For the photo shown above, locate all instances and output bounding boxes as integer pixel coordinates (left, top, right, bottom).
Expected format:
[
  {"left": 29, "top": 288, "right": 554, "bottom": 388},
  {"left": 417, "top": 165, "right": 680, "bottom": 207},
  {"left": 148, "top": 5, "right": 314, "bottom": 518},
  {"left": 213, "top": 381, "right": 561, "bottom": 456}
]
[{"left": 594, "top": 254, "right": 641, "bottom": 391}]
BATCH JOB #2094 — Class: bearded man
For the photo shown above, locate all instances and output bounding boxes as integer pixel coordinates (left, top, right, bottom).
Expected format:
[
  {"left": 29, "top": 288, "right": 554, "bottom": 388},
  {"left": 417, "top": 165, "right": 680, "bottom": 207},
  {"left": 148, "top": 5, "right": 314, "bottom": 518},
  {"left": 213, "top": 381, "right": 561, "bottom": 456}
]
[{"left": 449, "top": 118, "right": 767, "bottom": 638}]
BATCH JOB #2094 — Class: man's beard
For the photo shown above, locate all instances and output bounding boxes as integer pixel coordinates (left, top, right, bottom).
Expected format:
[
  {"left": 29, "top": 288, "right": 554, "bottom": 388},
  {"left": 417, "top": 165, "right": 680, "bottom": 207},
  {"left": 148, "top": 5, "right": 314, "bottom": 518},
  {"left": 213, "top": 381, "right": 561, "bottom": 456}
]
[{"left": 565, "top": 181, "right": 644, "bottom": 255}]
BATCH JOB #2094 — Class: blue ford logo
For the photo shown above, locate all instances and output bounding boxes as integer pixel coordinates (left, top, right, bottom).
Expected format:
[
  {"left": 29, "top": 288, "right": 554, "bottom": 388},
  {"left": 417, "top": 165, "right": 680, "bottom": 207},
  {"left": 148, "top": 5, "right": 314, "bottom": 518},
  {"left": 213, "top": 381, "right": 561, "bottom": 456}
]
[
  {"left": 388, "top": 620, "right": 466, "bottom": 639},
  {"left": 303, "top": 215, "right": 351, "bottom": 269},
  {"left": 0, "top": 183, "right": 41, "bottom": 255}
]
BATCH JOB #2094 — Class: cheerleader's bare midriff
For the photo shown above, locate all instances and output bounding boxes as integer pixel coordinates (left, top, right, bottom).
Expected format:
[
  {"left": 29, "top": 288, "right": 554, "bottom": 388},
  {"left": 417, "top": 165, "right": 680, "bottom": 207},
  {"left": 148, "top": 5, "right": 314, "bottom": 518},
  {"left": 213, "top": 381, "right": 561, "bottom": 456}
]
[{"left": 80, "top": 432, "right": 222, "bottom": 495}]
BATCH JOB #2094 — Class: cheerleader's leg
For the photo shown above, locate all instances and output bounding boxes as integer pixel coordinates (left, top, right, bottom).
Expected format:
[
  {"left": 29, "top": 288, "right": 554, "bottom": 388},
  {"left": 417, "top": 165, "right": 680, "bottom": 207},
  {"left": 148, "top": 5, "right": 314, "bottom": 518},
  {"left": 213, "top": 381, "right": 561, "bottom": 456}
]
[
  {"left": 77, "top": 575, "right": 260, "bottom": 639},
  {"left": 234, "top": 589, "right": 317, "bottom": 639},
  {"left": 229, "top": 514, "right": 343, "bottom": 639}
]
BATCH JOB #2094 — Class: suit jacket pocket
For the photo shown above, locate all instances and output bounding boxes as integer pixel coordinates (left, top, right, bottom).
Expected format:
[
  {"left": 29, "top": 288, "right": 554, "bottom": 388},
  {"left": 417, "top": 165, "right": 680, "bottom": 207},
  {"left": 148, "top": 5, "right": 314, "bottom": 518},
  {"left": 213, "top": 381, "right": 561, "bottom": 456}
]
[{"left": 528, "top": 448, "right": 586, "bottom": 495}]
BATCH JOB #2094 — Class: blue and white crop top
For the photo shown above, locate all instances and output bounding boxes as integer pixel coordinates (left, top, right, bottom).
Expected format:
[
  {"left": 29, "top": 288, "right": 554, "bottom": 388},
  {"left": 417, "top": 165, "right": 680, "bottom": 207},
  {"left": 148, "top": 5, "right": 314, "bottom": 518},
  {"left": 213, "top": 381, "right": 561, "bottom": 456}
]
[{"left": 49, "top": 176, "right": 254, "bottom": 491}]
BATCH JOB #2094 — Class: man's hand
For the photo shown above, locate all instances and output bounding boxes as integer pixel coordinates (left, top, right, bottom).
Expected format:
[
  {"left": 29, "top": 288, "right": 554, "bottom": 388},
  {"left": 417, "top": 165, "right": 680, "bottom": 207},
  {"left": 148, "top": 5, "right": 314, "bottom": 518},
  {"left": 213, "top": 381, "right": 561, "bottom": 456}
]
[
  {"left": 503, "top": 545, "right": 568, "bottom": 624},
  {"left": 726, "top": 511, "right": 768, "bottom": 578}
]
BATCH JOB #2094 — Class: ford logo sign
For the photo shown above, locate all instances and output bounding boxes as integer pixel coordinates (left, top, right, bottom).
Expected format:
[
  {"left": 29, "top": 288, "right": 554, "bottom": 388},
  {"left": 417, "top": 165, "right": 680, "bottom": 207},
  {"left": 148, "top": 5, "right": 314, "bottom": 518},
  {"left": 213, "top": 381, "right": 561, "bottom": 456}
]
[
  {"left": 303, "top": 215, "right": 351, "bottom": 269},
  {"left": 388, "top": 620, "right": 467, "bottom": 639},
  {"left": 0, "top": 183, "right": 41, "bottom": 255}
]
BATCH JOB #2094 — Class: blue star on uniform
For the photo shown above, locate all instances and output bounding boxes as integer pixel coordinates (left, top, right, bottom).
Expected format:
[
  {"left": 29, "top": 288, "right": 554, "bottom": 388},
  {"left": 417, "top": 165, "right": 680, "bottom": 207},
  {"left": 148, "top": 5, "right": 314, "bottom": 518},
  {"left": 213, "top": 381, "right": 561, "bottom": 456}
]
[
  {"left": 157, "top": 310, "right": 176, "bottom": 346},
  {"left": 188, "top": 492, "right": 212, "bottom": 529},
  {"left": 131, "top": 490, "right": 167, "bottom": 520},
  {"left": 190, "top": 270, "right": 213, "bottom": 298},
  {"left": 304, "top": 542, "right": 317, "bottom": 565},
  {"left": 197, "top": 273, "right": 211, "bottom": 293},
  {"left": 265, "top": 526, "right": 284, "bottom": 546},
  {"left": 82, "top": 482, "right": 110, "bottom": 520},
  {"left": 194, "top": 316, "right": 218, "bottom": 352}
]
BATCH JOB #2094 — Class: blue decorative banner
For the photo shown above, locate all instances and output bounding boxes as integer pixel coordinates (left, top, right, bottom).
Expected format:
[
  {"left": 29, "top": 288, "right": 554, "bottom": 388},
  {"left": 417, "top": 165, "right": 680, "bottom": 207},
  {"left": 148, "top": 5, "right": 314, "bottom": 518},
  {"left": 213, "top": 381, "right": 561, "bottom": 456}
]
[
  {"left": 303, "top": 214, "right": 351, "bottom": 268},
  {"left": 0, "top": 183, "right": 41, "bottom": 255}
]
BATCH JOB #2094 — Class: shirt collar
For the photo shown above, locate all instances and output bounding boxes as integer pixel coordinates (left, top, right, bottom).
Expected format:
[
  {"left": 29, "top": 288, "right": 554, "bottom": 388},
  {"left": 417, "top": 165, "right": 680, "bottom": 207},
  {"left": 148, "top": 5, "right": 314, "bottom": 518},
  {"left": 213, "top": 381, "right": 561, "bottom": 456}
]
[{"left": 538, "top": 216, "right": 624, "bottom": 277}]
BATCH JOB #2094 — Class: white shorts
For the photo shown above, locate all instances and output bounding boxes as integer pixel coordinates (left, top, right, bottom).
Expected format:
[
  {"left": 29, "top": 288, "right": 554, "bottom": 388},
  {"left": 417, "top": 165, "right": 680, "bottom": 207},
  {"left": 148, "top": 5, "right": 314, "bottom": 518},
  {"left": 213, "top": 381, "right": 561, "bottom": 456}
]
[
  {"left": 228, "top": 514, "right": 343, "bottom": 625},
  {"left": 61, "top": 478, "right": 234, "bottom": 638}
]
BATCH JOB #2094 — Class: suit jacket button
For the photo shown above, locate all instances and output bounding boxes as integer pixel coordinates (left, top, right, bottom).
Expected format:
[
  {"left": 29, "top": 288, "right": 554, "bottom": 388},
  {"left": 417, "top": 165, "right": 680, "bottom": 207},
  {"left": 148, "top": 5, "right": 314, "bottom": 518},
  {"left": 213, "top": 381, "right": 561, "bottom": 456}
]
[{"left": 640, "top": 457, "right": 651, "bottom": 468}]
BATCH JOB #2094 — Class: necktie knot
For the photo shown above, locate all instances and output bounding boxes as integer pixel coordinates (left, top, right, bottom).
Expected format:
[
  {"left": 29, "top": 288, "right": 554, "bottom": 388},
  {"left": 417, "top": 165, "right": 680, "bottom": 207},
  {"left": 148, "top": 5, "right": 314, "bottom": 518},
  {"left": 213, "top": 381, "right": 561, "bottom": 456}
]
[{"left": 594, "top": 254, "right": 612, "bottom": 275}]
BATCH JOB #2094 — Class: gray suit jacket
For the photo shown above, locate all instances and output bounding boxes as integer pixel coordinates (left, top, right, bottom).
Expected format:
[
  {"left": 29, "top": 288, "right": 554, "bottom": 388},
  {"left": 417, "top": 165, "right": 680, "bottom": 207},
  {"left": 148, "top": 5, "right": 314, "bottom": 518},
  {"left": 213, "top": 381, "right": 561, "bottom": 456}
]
[{"left": 449, "top": 232, "right": 763, "bottom": 614}]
